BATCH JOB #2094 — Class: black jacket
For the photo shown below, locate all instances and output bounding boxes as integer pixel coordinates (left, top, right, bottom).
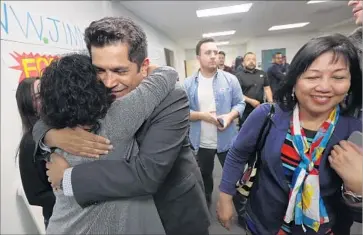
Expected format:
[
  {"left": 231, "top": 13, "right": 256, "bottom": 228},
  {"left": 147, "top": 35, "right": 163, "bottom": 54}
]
[{"left": 19, "top": 131, "right": 55, "bottom": 221}]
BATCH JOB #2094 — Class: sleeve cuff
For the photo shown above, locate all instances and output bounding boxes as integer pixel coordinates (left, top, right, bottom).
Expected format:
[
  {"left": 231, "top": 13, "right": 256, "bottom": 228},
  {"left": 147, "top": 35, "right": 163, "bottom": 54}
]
[
  {"left": 39, "top": 140, "right": 51, "bottom": 152},
  {"left": 219, "top": 182, "right": 237, "bottom": 196},
  {"left": 63, "top": 167, "right": 74, "bottom": 196}
]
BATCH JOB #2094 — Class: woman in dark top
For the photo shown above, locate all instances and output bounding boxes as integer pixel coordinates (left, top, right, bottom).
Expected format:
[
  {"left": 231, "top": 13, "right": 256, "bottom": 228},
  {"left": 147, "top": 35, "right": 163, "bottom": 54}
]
[
  {"left": 16, "top": 77, "right": 55, "bottom": 228},
  {"left": 217, "top": 34, "right": 362, "bottom": 235}
]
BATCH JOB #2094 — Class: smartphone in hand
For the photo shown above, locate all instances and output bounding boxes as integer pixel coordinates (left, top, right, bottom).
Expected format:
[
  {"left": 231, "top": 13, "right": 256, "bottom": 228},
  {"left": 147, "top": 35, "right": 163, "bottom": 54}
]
[{"left": 217, "top": 118, "right": 225, "bottom": 128}]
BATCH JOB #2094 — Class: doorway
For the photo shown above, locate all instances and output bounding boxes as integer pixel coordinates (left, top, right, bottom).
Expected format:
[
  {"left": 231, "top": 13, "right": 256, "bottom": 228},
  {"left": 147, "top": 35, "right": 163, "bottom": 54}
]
[{"left": 164, "top": 48, "right": 175, "bottom": 67}]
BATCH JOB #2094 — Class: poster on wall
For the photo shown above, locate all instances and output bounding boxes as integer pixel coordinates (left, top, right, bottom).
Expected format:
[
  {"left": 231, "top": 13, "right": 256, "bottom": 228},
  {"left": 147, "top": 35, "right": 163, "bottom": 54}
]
[
  {"left": 8, "top": 52, "right": 59, "bottom": 83},
  {"left": 1, "top": 1, "right": 87, "bottom": 84}
]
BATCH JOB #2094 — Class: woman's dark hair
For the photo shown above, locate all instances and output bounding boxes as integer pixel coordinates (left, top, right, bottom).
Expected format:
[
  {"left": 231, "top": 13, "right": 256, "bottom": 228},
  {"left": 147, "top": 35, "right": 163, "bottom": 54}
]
[
  {"left": 40, "top": 53, "right": 113, "bottom": 130},
  {"left": 16, "top": 77, "right": 40, "bottom": 133},
  {"left": 275, "top": 33, "right": 362, "bottom": 116}
]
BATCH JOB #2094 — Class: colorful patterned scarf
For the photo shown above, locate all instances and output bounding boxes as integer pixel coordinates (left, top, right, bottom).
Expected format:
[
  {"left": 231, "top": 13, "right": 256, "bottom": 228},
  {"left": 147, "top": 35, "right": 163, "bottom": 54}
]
[{"left": 283, "top": 104, "right": 340, "bottom": 232}]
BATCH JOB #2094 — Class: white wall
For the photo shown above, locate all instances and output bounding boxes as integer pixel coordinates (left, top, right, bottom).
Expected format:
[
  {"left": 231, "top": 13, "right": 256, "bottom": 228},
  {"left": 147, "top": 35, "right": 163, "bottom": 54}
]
[
  {"left": 185, "top": 44, "right": 246, "bottom": 66},
  {"left": 245, "top": 24, "right": 357, "bottom": 66},
  {"left": 112, "top": 1, "right": 186, "bottom": 78},
  {"left": 0, "top": 1, "right": 185, "bottom": 234}
]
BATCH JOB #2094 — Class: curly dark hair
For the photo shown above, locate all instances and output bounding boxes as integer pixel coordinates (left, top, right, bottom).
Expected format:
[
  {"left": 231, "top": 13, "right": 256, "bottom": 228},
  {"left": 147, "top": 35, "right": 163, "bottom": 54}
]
[
  {"left": 274, "top": 33, "right": 362, "bottom": 116},
  {"left": 84, "top": 17, "right": 147, "bottom": 71},
  {"left": 39, "top": 53, "right": 113, "bottom": 130}
]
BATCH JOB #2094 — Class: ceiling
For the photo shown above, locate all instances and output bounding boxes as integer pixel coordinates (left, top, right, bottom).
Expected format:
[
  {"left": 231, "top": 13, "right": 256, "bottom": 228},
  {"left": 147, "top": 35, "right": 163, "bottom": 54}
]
[{"left": 120, "top": 1, "right": 354, "bottom": 49}]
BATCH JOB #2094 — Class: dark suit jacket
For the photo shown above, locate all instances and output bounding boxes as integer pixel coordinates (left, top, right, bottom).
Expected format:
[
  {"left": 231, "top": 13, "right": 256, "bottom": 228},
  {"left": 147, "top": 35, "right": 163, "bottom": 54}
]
[
  {"left": 33, "top": 84, "right": 210, "bottom": 235},
  {"left": 267, "top": 63, "right": 286, "bottom": 94}
]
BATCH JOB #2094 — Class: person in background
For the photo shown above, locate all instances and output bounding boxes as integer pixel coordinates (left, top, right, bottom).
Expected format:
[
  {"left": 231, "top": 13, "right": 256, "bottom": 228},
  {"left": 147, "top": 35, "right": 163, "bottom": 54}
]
[
  {"left": 235, "top": 52, "right": 273, "bottom": 129},
  {"left": 183, "top": 37, "right": 245, "bottom": 208},
  {"left": 348, "top": 0, "right": 362, "bottom": 63},
  {"left": 217, "top": 34, "right": 362, "bottom": 235},
  {"left": 32, "top": 17, "right": 209, "bottom": 235},
  {"left": 282, "top": 55, "right": 290, "bottom": 73},
  {"left": 16, "top": 77, "right": 55, "bottom": 229},
  {"left": 348, "top": 0, "right": 362, "bottom": 118},
  {"left": 267, "top": 52, "right": 286, "bottom": 95},
  {"left": 233, "top": 56, "right": 244, "bottom": 74},
  {"left": 231, "top": 60, "right": 236, "bottom": 71},
  {"left": 217, "top": 51, "right": 234, "bottom": 74}
]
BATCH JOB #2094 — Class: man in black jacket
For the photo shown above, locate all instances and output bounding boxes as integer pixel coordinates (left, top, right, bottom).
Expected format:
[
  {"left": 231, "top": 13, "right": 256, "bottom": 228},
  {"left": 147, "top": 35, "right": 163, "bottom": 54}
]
[
  {"left": 33, "top": 17, "right": 210, "bottom": 235},
  {"left": 267, "top": 52, "right": 286, "bottom": 95}
]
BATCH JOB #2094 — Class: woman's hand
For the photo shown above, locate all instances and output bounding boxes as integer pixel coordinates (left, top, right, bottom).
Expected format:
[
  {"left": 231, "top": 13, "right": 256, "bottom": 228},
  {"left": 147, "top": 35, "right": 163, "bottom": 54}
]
[
  {"left": 329, "top": 140, "right": 363, "bottom": 194},
  {"left": 44, "top": 127, "right": 113, "bottom": 158},
  {"left": 216, "top": 192, "right": 234, "bottom": 230}
]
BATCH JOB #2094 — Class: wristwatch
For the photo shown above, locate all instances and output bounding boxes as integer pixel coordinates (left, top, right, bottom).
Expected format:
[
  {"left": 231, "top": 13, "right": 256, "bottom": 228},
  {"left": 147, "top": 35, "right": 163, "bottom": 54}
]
[{"left": 342, "top": 185, "right": 362, "bottom": 204}]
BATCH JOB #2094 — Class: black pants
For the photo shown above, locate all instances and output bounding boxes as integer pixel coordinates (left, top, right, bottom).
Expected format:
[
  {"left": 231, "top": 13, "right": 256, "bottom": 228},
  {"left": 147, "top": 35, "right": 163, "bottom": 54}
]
[{"left": 195, "top": 148, "right": 227, "bottom": 207}]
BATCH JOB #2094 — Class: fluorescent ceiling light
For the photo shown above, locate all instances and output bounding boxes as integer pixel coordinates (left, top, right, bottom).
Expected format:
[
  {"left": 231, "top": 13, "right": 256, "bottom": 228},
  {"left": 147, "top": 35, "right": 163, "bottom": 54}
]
[
  {"left": 215, "top": 41, "right": 230, "bottom": 46},
  {"left": 268, "top": 22, "right": 310, "bottom": 31},
  {"left": 307, "top": 0, "right": 329, "bottom": 4},
  {"left": 202, "top": 30, "right": 236, "bottom": 38},
  {"left": 196, "top": 3, "right": 253, "bottom": 18}
]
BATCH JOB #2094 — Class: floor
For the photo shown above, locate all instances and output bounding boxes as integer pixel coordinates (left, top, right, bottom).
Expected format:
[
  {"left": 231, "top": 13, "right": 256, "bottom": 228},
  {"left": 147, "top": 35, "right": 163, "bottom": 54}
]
[
  {"left": 207, "top": 157, "right": 362, "bottom": 235},
  {"left": 208, "top": 157, "right": 246, "bottom": 235}
]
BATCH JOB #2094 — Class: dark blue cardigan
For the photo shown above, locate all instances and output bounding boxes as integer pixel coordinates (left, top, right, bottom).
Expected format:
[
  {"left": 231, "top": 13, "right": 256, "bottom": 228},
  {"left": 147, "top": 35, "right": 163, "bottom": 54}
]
[{"left": 219, "top": 103, "right": 362, "bottom": 234}]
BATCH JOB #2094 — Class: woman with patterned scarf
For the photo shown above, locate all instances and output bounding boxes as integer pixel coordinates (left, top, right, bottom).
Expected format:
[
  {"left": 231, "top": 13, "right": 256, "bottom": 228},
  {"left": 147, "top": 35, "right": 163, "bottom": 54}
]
[{"left": 217, "top": 33, "right": 362, "bottom": 235}]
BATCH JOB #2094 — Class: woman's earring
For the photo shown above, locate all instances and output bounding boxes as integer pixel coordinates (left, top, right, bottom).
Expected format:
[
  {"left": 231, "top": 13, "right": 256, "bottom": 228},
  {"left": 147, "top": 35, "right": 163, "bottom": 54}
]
[{"left": 291, "top": 88, "right": 295, "bottom": 100}]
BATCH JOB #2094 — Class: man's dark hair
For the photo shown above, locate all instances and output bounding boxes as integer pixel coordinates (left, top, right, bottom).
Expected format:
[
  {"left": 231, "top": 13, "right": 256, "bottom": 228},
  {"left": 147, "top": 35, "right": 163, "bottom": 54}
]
[
  {"left": 196, "top": 37, "right": 215, "bottom": 56},
  {"left": 243, "top": 52, "right": 255, "bottom": 59},
  {"left": 84, "top": 17, "right": 148, "bottom": 71},
  {"left": 40, "top": 53, "right": 113, "bottom": 131},
  {"left": 273, "top": 52, "right": 282, "bottom": 58},
  {"left": 218, "top": 51, "right": 226, "bottom": 56}
]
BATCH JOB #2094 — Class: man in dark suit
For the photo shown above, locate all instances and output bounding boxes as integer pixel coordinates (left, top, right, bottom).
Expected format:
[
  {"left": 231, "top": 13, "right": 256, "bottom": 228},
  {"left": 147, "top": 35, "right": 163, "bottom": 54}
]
[
  {"left": 267, "top": 52, "right": 286, "bottom": 95},
  {"left": 33, "top": 17, "right": 210, "bottom": 235}
]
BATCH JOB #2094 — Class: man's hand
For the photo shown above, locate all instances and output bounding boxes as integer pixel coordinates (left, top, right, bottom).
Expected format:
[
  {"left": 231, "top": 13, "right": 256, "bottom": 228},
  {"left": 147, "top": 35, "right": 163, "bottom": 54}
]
[
  {"left": 249, "top": 99, "right": 260, "bottom": 108},
  {"left": 329, "top": 140, "right": 363, "bottom": 194},
  {"left": 216, "top": 114, "right": 234, "bottom": 131},
  {"left": 201, "top": 112, "right": 220, "bottom": 126},
  {"left": 216, "top": 192, "right": 234, "bottom": 230},
  {"left": 245, "top": 96, "right": 261, "bottom": 108},
  {"left": 44, "top": 127, "right": 113, "bottom": 158},
  {"left": 46, "top": 153, "right": 70, "bottom": 188}
]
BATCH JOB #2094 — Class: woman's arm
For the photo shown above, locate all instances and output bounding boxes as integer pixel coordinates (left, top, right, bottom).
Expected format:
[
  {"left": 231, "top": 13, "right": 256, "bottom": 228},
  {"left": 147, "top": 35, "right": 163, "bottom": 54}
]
[
  {"left": 217, "top": 104, "right": 273, "bottom": 230},
  {"left": 329, "top": 141, "right": 362, "bottom": 221},
  {"left": 104, "top": 66, "right": 178, "bottom": 138},
  {"left": 219, "top": 103, "right": 272, "bottom": 195}
]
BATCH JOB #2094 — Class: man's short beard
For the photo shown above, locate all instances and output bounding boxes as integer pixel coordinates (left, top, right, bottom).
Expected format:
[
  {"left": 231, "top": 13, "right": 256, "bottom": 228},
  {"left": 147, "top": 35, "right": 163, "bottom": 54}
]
[{"left": 246, "top": 65, "right": 255, "bottom": 70}]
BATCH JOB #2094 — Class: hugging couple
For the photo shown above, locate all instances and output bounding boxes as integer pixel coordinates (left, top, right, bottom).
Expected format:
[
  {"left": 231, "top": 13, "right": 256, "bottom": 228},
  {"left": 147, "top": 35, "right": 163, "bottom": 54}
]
[{"left": 34, "top": 16, "right": 210, "bottom": 235}]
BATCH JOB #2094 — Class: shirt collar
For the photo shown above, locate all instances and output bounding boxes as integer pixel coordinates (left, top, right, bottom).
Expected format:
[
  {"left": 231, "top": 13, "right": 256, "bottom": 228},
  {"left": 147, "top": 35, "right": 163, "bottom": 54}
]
[
  {"left": 243, "top": 67, "right": 257, "bottom": 74},
  {"left": 193, "top": 69, "right": 220, "bottom": 81}
]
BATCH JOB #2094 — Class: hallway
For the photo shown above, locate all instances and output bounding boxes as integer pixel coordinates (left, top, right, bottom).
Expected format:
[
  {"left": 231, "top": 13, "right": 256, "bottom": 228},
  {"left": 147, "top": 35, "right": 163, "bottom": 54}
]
[{"left": 209, "top": 157, "right": 246, "bottom": 235}]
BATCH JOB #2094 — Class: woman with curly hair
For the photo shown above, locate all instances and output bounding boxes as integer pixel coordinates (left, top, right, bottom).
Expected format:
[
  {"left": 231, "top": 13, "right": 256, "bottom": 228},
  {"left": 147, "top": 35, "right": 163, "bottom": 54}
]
[
  {"left": 16, "top": 77, "right": 55, "bottom": 229},
  {"left": 39, "top": 53, "right": 178, "bottom": 234}
]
